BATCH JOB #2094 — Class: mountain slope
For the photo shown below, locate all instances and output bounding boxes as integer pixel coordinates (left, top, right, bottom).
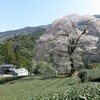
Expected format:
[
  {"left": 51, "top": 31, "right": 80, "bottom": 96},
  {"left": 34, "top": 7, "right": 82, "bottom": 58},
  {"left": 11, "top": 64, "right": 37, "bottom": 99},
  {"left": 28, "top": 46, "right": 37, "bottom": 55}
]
[
  {"left": 0, "top": 24, "right": 51, "bottom": 41},
  {"left": 94, "top": 15, "right": 100, "bottom": 18}
]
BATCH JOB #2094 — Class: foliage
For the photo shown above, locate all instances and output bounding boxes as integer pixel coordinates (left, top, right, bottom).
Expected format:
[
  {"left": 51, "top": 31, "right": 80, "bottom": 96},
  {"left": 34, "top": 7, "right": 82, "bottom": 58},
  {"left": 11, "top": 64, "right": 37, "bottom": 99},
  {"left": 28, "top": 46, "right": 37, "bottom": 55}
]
[
  {"left": 87, "top": 69, "right": 100, "bottom": 81},
  {"left": 0, "top": 28, "right": 46, "bottom": 70},
  {"left": 0, "top": 41, "right": 16, "bottom": 64},
  {"left": 0, "top": 76, "right": 24, "bottom": 84},
  {"left": 0, "top": 34, "right": 36, "bottom": 71},
  {"left": 88, "top": 63, "right": 100, "bottom": 69},
  {"left": 78, "top": 70, "right": 88, "bottom": 82},
  {"left": 0, "top": 76, "right": 100, "bottom": 100},
  {"left": 33, "top": 61, "right": 55, "bottom": 78},
  {"left": 78, "top": 69, "right": 100, "bottom": 82},
  {"left": 33, "top": 83, "right": 100, "bottom": 100},
  {"left": 31, "top": 28, "right": 46, "bottom": 40},
  {"left": 77, "top": 64, "right": 85, "bottom": 70}
]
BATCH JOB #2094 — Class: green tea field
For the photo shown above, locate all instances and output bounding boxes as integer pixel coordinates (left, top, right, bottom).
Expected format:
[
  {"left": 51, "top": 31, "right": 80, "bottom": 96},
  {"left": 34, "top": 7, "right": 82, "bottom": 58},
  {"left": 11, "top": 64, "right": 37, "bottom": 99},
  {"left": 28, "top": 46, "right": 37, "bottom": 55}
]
[{"left": 0, "top": 75, "right": 100, "bottom": 100}]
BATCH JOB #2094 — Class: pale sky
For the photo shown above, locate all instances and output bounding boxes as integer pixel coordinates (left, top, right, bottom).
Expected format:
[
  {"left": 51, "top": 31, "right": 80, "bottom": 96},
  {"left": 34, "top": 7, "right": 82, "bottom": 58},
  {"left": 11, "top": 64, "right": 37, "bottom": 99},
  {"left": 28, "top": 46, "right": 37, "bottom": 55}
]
[
  {"left": 0, "top": 0, "right": 100, "bottom": 32},
  {"left": 89, "top": 0, "right": 100, "bottom": 14}
]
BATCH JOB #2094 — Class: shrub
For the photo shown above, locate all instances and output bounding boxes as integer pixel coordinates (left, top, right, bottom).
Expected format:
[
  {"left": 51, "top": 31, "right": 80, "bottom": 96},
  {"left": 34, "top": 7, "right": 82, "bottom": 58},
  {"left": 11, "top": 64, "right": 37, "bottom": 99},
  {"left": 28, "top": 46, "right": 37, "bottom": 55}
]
[
  {"left": 77, "top": 64, "right": 85, "bottom": 70},
  {"left": 87, "top": 69, "right": 100, "bottom": 81},
  {"left": 78, "top": 69, "right": 100, "bottom": 82},
  {"left": 78, "top": 70, "right": 88, "bottom": 83},
  {"left": 0, "top": 76, "right": 24, "bottom": 84},
  {"left": 88, "top": 63, "right": 100, "bottom": 69},
  {"left": 33, "top": 61, "right": 55, "bottom": 78},
  {"left": 33, "top": 64, "right": 41, "bottom": 75}
]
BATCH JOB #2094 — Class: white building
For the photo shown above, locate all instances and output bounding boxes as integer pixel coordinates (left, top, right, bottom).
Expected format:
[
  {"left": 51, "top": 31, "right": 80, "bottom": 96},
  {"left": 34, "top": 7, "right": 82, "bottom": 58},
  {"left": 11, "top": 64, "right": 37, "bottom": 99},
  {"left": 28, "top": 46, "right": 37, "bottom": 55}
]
[
  {"left": 12, "top": 68, "right": 28, "bottom": 76},
  {"left": 0, "top": 64, "right": 28, "bottom": 76}
]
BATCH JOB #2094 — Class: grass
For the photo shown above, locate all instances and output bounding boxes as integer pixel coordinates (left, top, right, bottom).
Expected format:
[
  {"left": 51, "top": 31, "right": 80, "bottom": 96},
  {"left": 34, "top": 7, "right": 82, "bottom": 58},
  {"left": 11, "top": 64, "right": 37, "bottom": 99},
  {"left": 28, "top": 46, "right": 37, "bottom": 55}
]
[
  {"left": 79, "top": 69, "right": 100, "bottom": 81},
  {"left": 0, "top": 75, "right": 100, "bottom": 100},
  {"left": 0, "top": 76, "right": 25, "bottom": 84},
  {"left": 0, "top": 69, "right": 100, "bottom": 100},
  {"left": 87, "top": 69, "right": 100, "bottom": 80},
  {"left": 0, "top": 76, "right": 78, "bottom": 100}
]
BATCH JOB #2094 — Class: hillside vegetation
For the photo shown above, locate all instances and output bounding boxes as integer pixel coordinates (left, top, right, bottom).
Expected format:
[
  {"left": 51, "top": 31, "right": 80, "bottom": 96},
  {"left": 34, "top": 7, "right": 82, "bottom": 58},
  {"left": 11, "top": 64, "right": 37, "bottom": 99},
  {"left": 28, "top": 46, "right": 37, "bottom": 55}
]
[
  {"left": 0, "top": 28, "right": 45, "bottom": 70},
  {"left": 0, "top": 25, "right": 50, "bottom": 41},
  {"left": 0, "top": 76, "right": 100, "bottom": 100}
]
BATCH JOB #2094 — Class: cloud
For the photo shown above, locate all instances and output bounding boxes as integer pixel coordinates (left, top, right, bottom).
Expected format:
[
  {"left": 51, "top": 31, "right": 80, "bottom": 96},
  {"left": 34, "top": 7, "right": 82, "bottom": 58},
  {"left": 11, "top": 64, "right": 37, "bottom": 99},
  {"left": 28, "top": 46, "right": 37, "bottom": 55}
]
[{"left": 88, "top": 0, "right": 100, "bottom": 15}]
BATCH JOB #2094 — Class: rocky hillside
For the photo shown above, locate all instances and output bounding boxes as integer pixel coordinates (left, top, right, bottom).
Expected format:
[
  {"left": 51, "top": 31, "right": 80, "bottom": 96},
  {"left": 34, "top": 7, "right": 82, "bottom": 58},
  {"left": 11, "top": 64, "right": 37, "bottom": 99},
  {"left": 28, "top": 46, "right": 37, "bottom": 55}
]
[
  {"left": 0, "top": 24, "right": 51, "bottom": 41},
  {"left": 35, "top": 14, "right": 100, "bottom": 73}
]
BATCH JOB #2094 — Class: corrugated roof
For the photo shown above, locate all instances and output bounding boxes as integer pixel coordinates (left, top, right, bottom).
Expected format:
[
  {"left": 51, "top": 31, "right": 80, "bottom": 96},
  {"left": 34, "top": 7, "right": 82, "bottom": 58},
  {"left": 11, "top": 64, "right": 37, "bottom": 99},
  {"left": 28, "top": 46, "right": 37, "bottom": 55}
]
[
  {"left": 12, "top": 68, "right": 28, "bottom": 74},
  {"left": 0, "top": 64, "right": 14, "bottom": 67}
]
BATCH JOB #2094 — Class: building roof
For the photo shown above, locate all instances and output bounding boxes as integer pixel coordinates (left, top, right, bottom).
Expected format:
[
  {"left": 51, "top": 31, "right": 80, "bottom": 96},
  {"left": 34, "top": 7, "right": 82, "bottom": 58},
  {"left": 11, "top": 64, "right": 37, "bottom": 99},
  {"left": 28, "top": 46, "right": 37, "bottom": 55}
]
[
  {"left": 0, "top": 64, "right": 14, "bottom": 67},
  {"left": 12, "top": 68, "right": 28, "bottom": 74}
]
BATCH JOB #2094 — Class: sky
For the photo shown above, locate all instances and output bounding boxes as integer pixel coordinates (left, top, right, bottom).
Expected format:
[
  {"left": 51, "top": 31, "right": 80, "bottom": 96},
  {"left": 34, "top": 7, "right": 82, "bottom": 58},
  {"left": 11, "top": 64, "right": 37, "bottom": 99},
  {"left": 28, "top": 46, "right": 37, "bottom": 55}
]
[{"left": 0, "top": 0, "right": 100, "bottom": 32}]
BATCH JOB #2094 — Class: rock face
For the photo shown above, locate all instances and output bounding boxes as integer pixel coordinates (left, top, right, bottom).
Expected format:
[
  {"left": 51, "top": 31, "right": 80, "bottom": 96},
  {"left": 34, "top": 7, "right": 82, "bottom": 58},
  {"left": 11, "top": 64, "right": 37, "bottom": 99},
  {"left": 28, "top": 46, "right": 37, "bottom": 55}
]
[{"left": 35, "top": 14, "right": 100, "bottom": 73}]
